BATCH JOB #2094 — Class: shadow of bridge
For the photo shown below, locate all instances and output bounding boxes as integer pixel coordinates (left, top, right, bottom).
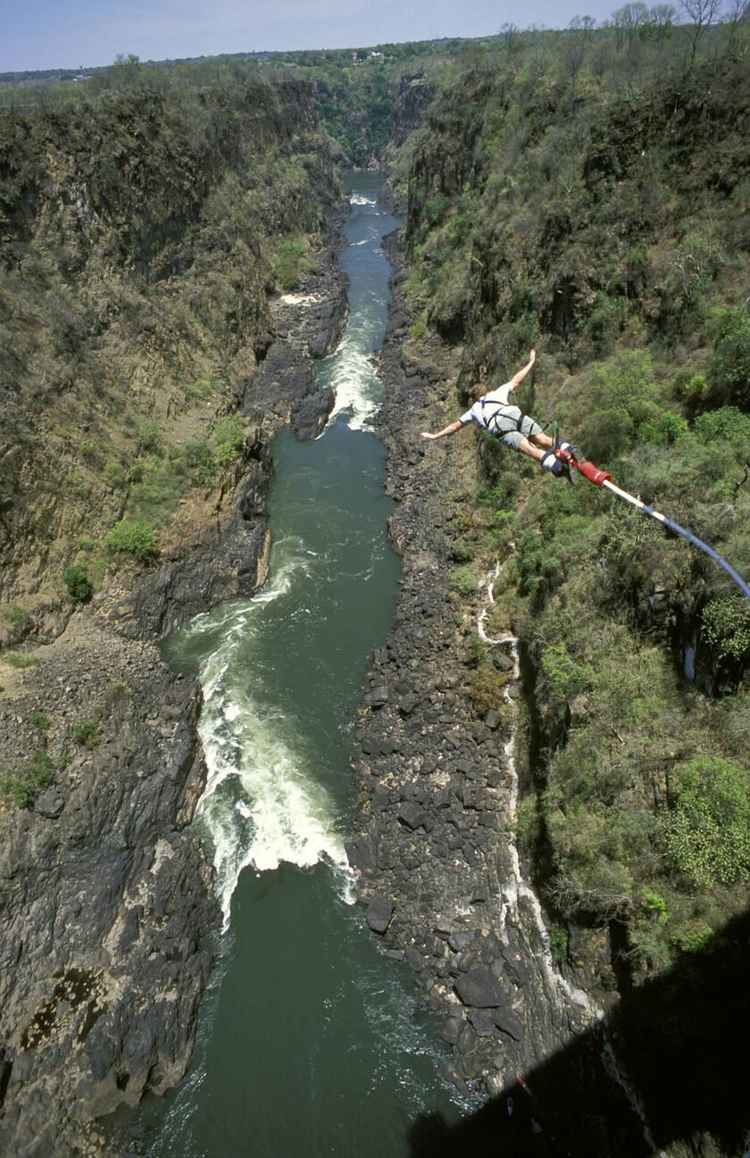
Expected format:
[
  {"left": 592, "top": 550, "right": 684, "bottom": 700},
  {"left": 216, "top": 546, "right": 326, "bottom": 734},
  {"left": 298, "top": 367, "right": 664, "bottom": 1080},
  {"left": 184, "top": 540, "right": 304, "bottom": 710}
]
[{"left": 409, "top": 909, "right": 750, "bottom": 1157}]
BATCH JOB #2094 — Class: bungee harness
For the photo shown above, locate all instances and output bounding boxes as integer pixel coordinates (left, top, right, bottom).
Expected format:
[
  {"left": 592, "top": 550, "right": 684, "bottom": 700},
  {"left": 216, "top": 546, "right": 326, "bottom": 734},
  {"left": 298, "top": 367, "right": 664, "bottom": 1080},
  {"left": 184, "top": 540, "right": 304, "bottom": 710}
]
[{"left": 478, "top": 397, "right": 537, "bottom": 439}]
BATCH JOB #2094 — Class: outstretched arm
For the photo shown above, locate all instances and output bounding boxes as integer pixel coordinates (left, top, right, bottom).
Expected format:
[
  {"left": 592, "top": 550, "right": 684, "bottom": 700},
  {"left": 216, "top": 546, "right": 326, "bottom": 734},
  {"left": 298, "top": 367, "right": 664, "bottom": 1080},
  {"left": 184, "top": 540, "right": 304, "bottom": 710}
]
[
  {"left": 508, "top": 348, "right": 536, "bottom": 391},
  {"left": 420, "top": 420, "right": 464, "bottom": 441}
]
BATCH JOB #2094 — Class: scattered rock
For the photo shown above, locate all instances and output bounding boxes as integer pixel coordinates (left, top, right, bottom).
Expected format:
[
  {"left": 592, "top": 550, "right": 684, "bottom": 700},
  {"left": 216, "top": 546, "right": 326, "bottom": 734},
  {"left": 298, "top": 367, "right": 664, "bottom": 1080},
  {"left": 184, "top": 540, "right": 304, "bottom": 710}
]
[
  {"left": 455, "top": 967, "right": 507, "bottom": 1009},
  {"left": 366, "top": 898, "right": 394, "bottom": 934},
  {"left": 33, "top": 786, "right": 65, "bottom": 819},
  {"left": 397, "top": 801, "right": 426, "bottom": 830},
  {"left": 365, "top": 685, "right": 389, "bottom": 708}
]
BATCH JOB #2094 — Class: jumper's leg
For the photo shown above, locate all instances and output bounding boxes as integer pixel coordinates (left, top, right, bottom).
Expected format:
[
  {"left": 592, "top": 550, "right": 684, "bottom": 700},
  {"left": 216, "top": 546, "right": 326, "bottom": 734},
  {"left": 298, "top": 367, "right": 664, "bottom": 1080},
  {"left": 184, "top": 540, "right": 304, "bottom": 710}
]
[{"left": 517, "top": 437, "right": 545, "bottom": 462}]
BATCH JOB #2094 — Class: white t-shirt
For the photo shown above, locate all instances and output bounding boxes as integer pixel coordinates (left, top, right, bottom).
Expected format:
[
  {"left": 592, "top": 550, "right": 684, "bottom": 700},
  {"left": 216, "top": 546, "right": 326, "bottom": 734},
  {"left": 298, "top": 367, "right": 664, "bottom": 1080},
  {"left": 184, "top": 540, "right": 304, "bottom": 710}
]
[{"left": 459, "top": 381, "right": 515, "bottom": 429}]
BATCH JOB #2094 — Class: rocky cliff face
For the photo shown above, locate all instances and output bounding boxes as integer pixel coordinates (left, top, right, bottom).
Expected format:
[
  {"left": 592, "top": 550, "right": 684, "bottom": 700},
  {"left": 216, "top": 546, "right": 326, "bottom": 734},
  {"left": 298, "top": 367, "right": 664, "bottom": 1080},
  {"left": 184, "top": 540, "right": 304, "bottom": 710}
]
[
  {"left": 0, "top": 251, "right": 346, "bottom": 1157},
  {"left": 0, "top": 242, "right": 346, "bottom": 1156},
  {"left": 0, "top": 617, "right": 215, "bottom": 1157},
  {"left": 0, "top": 75, "right": 347, "bottom": 1155},
  {"left": 350, "top": 240, "right": 590, "bottom": 1082},
  {"left": 350, "top": 235, "right": 648, "bottom": 1154}
]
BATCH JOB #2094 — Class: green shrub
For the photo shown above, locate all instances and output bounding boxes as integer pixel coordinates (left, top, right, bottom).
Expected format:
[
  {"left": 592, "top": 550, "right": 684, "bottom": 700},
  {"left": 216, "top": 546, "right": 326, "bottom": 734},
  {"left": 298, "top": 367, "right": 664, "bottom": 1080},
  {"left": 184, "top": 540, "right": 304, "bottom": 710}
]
[
  {"left": 30, "top": 711, "right": 50, "bottom": 731},
  {"left": 541, "top": 643, "right": 595, "bottom": 703},
  {"left": 450, "top": 564, "right": 478, "bottom": 595},
  {"left": 1, "top": 652, "right": 39, "bottom": 669},
  {"left": 128, "top": 456, "right": 186, "bottom": 523},
  {"left": 468, "top": 664, "right": 511, "bottom": 715},
  {"left": 135, "top": 419, "right": 163, "bottom": 455},
  {"left": 641, "top": 887, "right": 669, "bottom": 922},
  {"left": 666, "top": 757, "right": 750, "bottom": 888},
  {"left": 410, "top": 312, "right": 428, "bottom": 340},
  {"left": 673, "top": 371, "right": 710, "bottom": 411},
  {"left": 104, "top": 460, "right": 128, "bottom": 490},
  {"left": 629, "top": 918, "right": 673, "bottom": 974},
  {"left": 183, "top": 439, "right": 217, "bottom": 486},
  {"left": 449, "top": 538, "right": 476, "bottom": 563},
  {"left": 212, "top": 415, "right": 247, "bottom": 467},
  {"left": 701, "top": 596, "right": 750, "bottom": 664},
  {"left": 184, "top": 376, "right": 218, "bottom": 402},
  {"left": 549, "top": 925, "right": 569, "bottom": 965},
  {"left": 1, "top": 751, "right": 54, "bottom": 809},
  {"left": 105, "top": 519, "right": 159, "bottom": 561},
  {"left": 272, "top": 236, "right": 312, "bottom": 290},
  {"left": 1, "top": 605, "right": 30, "bottom": 629},
  {"left": 517, "top": 529, "right": 564, "bottom": 600},
  {"left": 72, "top": 719, "right": 100, "bottom": 748},
  {"left": 640, "top": 411, "right": 688, "bottom": 446},
  {"left": 79, "top": 438, "right": 98, "bottom": 461},
  {"left": 63, "top": 564, "right": 93, "bottom": 604},
  {"left": 656, "top": 230, "right": 724, "bottom": 334},
  {"left": 585, "top": 291, "right": 627, "bottom": 356},
  {"left": 708, "top": 308, "right": 750, "bottom": 410},
  {"left": 670, "top": 920, "right": 713, "bottom": 954},
  {"left": 693, "top": 406, "right": 750, "bottom": 450},
  {"left": 574, "top": 351, "right": 662, "bottom": 462}
]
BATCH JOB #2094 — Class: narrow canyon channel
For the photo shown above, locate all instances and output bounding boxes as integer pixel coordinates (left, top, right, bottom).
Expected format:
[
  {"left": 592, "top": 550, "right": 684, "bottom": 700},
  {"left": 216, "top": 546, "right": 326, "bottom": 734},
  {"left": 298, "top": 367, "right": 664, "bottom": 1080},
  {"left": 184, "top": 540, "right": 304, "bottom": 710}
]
[{"left": 121, "top": 174, "right": 464, "bottom": 1157}]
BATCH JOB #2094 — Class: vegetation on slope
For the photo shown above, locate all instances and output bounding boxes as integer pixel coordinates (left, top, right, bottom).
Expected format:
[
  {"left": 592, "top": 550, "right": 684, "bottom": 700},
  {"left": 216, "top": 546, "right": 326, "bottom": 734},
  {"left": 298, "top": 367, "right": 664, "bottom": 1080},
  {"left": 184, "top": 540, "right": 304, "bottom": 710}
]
[
  {"left": 397, "top": 13, "right": 750, "bottom": 985},
  {"left": 0, "top": 70, "right": 341, "bottom": 613},
  {"left": 0, "top": 42, "right": 459, "bottom": 167}
]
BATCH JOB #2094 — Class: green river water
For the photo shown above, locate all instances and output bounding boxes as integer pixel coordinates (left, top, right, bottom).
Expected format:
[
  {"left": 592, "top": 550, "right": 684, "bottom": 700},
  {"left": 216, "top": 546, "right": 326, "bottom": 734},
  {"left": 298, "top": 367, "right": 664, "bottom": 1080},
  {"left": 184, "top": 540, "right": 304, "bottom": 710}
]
[{"left": 126, "top": 174, "right": 463, "bottom": 1157}]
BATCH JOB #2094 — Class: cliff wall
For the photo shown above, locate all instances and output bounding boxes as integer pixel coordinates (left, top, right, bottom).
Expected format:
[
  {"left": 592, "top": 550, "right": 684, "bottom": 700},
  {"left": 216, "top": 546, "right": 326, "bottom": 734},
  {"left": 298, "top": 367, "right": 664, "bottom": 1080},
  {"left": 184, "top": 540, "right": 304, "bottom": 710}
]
[
  {"left": 0, "top": 74, "right": 346, "bottom": 1155},
  {"left": 354, "top": 39, "right": 750, "bottom": 1156}
]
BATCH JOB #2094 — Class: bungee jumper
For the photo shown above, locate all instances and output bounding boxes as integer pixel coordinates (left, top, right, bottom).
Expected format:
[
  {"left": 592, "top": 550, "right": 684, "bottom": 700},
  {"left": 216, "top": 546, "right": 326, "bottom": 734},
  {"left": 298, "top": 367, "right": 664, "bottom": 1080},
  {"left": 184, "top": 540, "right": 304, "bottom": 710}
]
[
  {"left": 420, "top": 350, "right": 750, "bottom": 599},
  {"left": 420, "top": 349, "right": 573, "bottom": 477}
]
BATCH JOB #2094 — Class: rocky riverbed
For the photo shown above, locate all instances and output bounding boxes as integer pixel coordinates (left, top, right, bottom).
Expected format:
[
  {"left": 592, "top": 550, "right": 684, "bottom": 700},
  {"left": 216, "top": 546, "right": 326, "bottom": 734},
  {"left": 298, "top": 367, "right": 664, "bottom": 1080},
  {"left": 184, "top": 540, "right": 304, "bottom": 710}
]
[
  {"left": 349, "top": 233, "right": 649, "bottom": 1151},
  {"left": 0, "top": 227, "right": 347, "bottom": 1157}
]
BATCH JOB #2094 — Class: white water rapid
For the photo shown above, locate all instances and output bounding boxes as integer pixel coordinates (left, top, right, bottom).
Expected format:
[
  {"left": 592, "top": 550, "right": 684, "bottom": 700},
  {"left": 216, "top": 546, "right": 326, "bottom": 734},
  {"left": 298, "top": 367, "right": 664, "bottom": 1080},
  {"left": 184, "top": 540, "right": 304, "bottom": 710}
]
[{"left": 189, "top": 540, "right": 354, "bottom": 929}]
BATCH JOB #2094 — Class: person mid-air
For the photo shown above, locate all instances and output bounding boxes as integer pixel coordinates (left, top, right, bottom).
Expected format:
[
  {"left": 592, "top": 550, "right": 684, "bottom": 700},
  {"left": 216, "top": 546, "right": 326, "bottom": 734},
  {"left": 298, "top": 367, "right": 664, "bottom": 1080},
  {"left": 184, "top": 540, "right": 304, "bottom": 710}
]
[{"left": 420, "top": 349, "right": 575, "bottom": 476}]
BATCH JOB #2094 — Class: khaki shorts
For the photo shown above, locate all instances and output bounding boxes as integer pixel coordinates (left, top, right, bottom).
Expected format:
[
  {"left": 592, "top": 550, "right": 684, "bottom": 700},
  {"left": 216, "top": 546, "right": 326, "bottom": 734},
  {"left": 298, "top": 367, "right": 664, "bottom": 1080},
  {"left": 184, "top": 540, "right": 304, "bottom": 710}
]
[{"left": 489, "top": 405, "right": 542, "bottom": 450}]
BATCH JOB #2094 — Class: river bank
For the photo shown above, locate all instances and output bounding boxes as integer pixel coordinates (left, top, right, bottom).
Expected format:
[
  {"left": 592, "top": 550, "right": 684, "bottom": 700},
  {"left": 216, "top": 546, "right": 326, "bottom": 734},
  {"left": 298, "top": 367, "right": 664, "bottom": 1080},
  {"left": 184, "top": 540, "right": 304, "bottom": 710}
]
[
  {"left": 0, "top": 215, "right": 349, "bottom": 1156},
  {"left": 350, "top": 231, "right": 650, "bottom": 1155}
]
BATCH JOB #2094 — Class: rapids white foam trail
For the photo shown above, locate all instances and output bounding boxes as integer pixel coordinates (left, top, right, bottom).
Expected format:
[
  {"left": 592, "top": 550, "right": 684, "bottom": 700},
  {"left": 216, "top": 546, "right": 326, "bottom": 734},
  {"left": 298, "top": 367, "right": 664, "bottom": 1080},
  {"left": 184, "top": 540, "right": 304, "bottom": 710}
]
[
  {"left": 325, "top": 333, "right": 380, "bottom": 431},
  {"left": 189, "top": 542, "right": 354, "bottom": 929},
  {"left": 319, "top": 191, "right": 387, "bottom": 431}
]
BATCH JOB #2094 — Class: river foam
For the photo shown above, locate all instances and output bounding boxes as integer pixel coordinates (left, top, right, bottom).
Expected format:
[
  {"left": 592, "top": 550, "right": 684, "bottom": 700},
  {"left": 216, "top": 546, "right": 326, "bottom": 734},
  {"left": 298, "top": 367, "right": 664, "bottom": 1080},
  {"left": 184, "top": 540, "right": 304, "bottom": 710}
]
[
  {"left": 187, "top": 540, "right": 354, "bottom": 929},
  {"left": 325, "top": 335, "right": 380, "bottom": 431}
]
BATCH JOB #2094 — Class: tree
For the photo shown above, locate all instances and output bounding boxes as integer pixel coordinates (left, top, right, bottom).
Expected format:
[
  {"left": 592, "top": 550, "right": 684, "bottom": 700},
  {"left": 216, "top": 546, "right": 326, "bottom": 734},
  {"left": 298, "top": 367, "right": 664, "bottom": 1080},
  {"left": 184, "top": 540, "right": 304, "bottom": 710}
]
[
  {"left": 566, "top": 16, "right": 597, "bottom": 83},
  {"left": 612, "top": 2, "right": 651, "bottom": 48},
  {"left": 499, "top": 22, "right": 520, "bottom": 56},
  {"left": 111, "top": 53, "right": 141, "bottom": 88},
  {"left": 678, "top": 0, "right": 722, "bottom": 64},
  {"left": 723, "top": 0, "right": 750, "bottom": 55},
  {"left": 569, "top": 13, "right": 598, "bottom": 36},
  {"left": 649, "top": 3, "right": 677, "bottom": 40}
]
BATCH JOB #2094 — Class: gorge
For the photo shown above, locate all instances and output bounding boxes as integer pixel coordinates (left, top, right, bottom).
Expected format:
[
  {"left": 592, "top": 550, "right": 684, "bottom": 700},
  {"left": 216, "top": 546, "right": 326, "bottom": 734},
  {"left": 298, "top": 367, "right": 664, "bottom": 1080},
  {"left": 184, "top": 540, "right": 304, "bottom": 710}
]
[{"left": 1, "top": 27, "right": 749, "bottom": 1158}]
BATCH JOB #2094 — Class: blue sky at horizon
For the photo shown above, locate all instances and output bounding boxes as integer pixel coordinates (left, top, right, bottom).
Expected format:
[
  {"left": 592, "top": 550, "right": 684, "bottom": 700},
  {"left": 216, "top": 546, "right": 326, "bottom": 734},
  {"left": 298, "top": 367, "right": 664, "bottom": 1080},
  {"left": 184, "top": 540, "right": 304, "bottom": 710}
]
[{"left": 4, "top": 0, "right": 635, "bottom": 73}]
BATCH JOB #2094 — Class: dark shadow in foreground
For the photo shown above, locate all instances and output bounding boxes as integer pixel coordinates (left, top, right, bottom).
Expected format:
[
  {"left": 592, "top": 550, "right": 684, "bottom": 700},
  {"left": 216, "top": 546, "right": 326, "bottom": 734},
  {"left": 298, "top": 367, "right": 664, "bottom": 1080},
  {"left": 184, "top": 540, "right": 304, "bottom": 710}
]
[{"left": 409, "top": 908, "right": 750, "bottom": 1157}]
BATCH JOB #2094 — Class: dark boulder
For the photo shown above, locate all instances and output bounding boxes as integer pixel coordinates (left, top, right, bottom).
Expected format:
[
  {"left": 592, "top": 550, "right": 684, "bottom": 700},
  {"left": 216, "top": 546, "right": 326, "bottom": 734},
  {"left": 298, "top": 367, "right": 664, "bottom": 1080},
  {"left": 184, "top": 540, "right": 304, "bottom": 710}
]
[
  {"left": 366, "top": 897, "right": 394, "bottom": 934},
  {"left": 455, "top": 967, "right": 507, "bottom": 1009},
  {"left": 397, "top": 801, "right": 426, "bottom": 830}
]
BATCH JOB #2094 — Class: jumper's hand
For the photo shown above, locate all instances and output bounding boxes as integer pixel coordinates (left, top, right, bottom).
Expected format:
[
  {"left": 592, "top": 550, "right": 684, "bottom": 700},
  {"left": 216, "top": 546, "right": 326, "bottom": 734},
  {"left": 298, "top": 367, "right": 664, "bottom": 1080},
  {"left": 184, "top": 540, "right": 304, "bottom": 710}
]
[
  {"left": 420, "top": 432, "right": 438, "bottom": 440},
  {"left": 529, "top": 348, "right": 536, "bottom": 363}
]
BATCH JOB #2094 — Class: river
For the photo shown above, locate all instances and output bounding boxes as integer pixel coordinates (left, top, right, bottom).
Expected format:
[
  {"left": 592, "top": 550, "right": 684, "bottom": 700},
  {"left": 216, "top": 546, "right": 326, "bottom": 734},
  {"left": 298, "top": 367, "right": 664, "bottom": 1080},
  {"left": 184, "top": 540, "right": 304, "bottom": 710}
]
[{"left": 123, "top": 174, "right": 462, "bottom": 1157}]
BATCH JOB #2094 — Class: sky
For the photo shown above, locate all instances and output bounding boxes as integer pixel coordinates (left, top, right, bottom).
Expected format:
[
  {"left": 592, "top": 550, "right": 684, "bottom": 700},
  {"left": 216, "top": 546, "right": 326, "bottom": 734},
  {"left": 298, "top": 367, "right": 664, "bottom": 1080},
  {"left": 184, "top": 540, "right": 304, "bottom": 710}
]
[{"left": 3, "top": 0, "right": 628, "bottom": 73}]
